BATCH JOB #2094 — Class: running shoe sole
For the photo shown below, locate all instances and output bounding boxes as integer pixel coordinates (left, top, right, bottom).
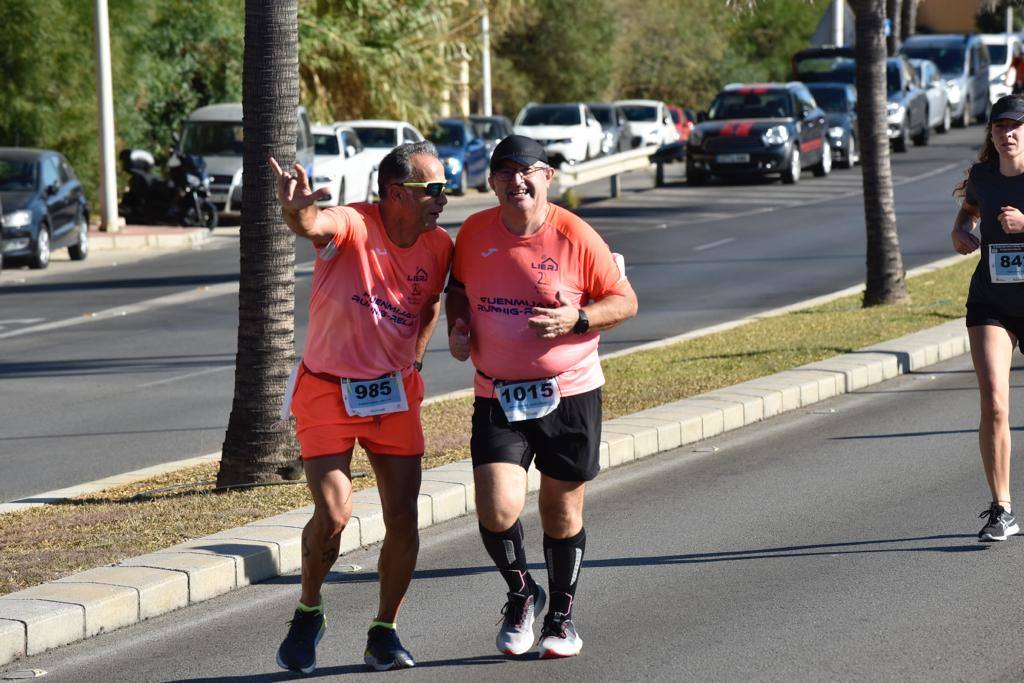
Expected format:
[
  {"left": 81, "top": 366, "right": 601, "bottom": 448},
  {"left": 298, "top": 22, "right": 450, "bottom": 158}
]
[
  {"left": 363, "top": 651, "right": 415, "bottom": 671},
  {"left": 539, "top": 639, "right": 583, "bottom": 659},
  {"left": 276, "top": 625, "right": 325, "bottom": 674},
  {"left": 980, "top": 522, "right": 1020, "bottom": 542}
]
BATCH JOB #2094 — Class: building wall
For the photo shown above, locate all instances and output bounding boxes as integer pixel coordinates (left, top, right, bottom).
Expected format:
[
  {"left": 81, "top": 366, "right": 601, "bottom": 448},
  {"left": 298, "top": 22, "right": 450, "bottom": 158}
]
[{"left": 916, "top": 0, "right": 985, "bottom": 34}]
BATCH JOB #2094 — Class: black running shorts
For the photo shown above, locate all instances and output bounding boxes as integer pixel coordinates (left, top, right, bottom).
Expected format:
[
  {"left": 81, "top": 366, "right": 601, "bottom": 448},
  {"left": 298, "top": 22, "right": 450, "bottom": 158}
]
[
  {"left": 967, "top": 303, "right": 1024, "bottom": 347},
  {"left": 470, "top": 387, "right": 602, "bottom": 482}
]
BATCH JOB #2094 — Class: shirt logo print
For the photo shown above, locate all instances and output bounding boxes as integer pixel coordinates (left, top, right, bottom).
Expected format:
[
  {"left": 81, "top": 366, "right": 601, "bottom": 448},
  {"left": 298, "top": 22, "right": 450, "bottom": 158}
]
[
  {"left": 530, "top": 256, "right": 558, "bottom": 271},
  {"left": 407, "top": 267, "right": 428, "bottom": 282},
  {"left": 374, "top": 247, "right": 388, "bottom": 256},
  {"left": 481, "top": 248, "right": 498, "bottom": 257}
]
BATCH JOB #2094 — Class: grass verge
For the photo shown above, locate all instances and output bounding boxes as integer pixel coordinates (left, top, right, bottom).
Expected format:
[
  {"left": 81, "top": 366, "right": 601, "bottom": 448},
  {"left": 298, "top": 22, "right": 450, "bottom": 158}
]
[{"left": 0, "top": 256, "right": 977, "bottom": 595}]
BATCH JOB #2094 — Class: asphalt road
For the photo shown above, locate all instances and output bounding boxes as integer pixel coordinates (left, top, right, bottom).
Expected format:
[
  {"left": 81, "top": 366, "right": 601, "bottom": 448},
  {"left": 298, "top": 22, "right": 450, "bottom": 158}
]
[
  {"left": 7, "top": 352, "right": 1023, "bottom": 681},
  {"left": 0, "top": 128, "right": 981, "bottom": 502}
]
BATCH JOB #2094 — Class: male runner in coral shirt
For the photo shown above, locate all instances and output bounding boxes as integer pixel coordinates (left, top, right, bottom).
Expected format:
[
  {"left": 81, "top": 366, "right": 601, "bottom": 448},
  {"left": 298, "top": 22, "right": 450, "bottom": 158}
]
[
  {"left": 270, "top": 141, "right": 452, "bottom": 673},
  {"left": 446, "top": 135, "right": 637, "bottom": 659}
]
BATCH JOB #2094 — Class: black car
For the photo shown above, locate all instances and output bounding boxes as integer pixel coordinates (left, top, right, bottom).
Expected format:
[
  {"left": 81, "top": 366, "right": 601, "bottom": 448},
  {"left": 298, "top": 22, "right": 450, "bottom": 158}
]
[
  {"left": 0, "top": 148, "right": 89, "bottom": 269},
  {"left": 806, "top": 83, "right": 858, "bottom": 169},
  {"left": 686, "top": 82, "right": 831, "bottom": 185},
  {"left": 793, "top": 47, "right": 930, "bottom": 153}
]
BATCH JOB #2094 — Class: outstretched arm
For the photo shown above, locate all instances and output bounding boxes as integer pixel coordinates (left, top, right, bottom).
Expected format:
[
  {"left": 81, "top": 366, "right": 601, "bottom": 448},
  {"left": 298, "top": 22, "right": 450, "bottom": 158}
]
[{"left": 269, "top": 157, "right": 337, "bottom": 246}]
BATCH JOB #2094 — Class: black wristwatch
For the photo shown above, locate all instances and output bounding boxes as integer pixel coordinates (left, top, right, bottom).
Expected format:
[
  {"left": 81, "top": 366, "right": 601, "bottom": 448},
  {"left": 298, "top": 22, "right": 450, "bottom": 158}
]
[
  {"left": 572, "top": 309, "right": 590, "bottom": 335},
  {"left": 414, "top": 360, "right": 423, "bottom": 372}
]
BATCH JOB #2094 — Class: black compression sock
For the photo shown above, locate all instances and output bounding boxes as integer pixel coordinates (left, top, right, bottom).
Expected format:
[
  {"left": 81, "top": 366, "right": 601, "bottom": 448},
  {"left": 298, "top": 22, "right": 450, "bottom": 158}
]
[
  {"left": 544, "top": 528, "right": 586, "bottom": 616},
  {"left": 479, "top": 520, "right": 536, "bottom": 594}
]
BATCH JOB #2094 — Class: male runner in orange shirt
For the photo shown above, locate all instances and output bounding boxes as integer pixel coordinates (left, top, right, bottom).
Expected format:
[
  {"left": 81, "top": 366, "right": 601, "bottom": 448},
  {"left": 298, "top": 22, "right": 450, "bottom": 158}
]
[
  {"left": 446, "top": 135, "right": 638, "bottom": 658},
  {"left": 269, "top": 141, "right": 452, "bottom": 673}
]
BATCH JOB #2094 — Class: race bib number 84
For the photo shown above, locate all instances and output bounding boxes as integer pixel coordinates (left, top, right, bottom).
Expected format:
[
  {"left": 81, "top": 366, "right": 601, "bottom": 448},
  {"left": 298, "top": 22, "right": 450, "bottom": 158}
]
[
  {"left": 496, "top": 378, "right": 560, "bottom": 422},
  {"left": 990, "top": 244, "right": 1024, "bottom": 283}
]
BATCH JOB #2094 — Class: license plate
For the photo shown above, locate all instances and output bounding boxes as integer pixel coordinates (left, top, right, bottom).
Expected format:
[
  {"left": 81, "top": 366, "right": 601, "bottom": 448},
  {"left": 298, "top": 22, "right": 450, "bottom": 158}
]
[{"left": 716, "top": 153, "right": 750, "bottom": 163}]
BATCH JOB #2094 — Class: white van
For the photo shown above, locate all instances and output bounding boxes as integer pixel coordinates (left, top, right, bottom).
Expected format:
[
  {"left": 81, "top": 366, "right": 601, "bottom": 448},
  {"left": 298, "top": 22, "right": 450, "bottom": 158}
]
[{"left": 177, "top": 103, "right": 314, "bottom": 216}]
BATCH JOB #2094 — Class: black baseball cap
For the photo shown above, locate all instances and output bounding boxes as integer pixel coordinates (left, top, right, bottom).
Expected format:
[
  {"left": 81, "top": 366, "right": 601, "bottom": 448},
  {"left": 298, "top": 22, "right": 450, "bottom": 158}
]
[
  {"left": 991, "top": 96, "right": 1024, "bottom": 122},
  {"left": 489, "top": 134, "right": 548, "bottom": 171}
]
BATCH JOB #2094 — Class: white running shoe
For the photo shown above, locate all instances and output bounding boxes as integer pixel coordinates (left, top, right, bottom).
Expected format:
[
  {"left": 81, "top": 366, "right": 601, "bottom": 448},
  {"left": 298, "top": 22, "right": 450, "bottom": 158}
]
[
  {"left": 496, "top": 583, "right": 546, "bottom": 655},
  {"left": 538, "top": 612, "right": 583, "bottom": 659}
]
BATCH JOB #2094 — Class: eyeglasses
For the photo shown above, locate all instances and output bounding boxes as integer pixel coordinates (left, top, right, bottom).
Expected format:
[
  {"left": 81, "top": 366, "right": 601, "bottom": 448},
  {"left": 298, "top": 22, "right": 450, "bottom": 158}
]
[
  {"left": 491, "top": 166, "right": 551, "bottom": 182},
  {"left": 398, "top": 181, "right": 447, "bottom": 197}
]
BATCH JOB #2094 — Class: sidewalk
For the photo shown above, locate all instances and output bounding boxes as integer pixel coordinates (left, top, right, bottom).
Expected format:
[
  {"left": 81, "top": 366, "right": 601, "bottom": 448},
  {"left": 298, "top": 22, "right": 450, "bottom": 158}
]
[
  {"left": 87, "top": 224, "right": 213, "bottom": 251},
  {"left": 0, "top": 315, "right": 972, "bottom": 666}
]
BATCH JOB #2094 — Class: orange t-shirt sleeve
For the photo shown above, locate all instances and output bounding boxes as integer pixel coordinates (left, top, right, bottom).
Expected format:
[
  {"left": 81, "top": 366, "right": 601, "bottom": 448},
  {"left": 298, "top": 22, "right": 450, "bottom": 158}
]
[
  {"left": 318, "top": 206, "right": 356, "bottom": 250},
  {"left": 574, "top": 219, "right": 629, "bottom": 300}
]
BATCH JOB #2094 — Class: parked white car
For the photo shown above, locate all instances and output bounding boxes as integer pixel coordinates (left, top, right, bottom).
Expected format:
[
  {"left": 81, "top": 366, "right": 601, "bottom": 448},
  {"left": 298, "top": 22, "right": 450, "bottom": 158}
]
[
  {"left": 982, "top": 33, "right": 1022, "bottom": 104},
  {"left": 909, "top": 58, "right": 952, "bottom": 133},
  {"left": 338, "top": 119, "right": 425, "bottom": 199},
  {"left": 614, "top": 99, "right": 678, "bottom": 149},
  {"left": 513, "top": 103, "right": 604, "bottom": 166},
  {"left": 311, "top": 124, "right": 375, "bottom": 206}
]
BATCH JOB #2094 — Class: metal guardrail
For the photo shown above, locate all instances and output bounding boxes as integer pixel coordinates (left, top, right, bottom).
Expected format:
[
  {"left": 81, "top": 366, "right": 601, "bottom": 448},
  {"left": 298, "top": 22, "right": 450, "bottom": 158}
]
[{"left": 554, "top": 142, "right": 686, "bottom": 200}]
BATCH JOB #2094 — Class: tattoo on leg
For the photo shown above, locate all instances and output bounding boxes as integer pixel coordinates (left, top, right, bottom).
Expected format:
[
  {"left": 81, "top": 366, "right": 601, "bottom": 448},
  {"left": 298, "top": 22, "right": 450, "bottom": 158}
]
[
  {"left": 321, "top": 547, "right": 338, "bottom": 568},
  {"left": 302, "top": 536, "right": 311, "bottom": 558}
]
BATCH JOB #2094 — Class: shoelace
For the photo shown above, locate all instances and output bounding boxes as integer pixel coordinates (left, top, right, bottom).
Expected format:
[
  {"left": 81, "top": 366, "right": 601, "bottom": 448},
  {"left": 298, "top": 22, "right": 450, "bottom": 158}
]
[
  {"left": 497, "top": 592, "right": 530, "bottom": 628},
  {"left": 979, "top": 505, "right": 1004, "bottom": 523},
  {"left": 286, "top": 611, "right": 322, "bottom": 645}
]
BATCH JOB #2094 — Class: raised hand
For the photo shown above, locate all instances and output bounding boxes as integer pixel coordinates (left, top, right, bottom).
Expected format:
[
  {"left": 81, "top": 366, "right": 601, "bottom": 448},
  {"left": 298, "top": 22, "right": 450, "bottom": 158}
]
[{"left": 269, "top": 157, "right": 330, "bottom": 229}]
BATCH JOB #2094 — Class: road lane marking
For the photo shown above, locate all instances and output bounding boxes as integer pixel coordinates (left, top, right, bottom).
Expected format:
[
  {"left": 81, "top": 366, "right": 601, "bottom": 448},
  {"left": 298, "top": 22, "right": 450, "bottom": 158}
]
[
  {"left": 694, "top": 238, "right": 735, "bottom": 252},
  {"left": 138, "top": 365, "right": 233, "bottom": 388}
]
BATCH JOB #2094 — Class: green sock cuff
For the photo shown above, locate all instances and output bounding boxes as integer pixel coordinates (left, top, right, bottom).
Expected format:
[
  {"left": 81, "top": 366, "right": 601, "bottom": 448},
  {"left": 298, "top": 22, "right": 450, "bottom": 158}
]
[
  {"left": 297, "top": 600, "right": 323, "bottom": 613},
  {"left": 370, "top": 620, "right": 396, "bottom": 630}
]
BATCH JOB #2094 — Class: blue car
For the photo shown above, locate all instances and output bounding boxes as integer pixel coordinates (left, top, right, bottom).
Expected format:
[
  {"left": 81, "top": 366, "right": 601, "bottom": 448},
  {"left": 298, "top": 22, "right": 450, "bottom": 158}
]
[
  {"left": 427, "top": 118, "right": 489, "bottom": 195},
  {"left": 0, "top": 148, "right": 89, "bottom": 269}
]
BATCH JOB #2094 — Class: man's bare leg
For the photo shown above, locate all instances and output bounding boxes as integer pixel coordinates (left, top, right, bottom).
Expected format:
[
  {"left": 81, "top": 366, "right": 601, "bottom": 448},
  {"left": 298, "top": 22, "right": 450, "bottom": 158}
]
[
  {"left": 301, "top": 452, "right": 354, "bottom": 607},
  {"left": 366, "top": 451, "right": 422, "bottom": 623}
]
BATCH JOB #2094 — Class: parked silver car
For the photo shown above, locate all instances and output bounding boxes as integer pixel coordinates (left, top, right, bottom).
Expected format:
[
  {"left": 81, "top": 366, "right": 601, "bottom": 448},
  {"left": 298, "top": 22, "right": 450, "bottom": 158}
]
[
  {"left": 587, "top": 103, "right": 631, "bottom": 154},
  {"left": 909, "top": 58, "right": 952, "bottom": 133}
]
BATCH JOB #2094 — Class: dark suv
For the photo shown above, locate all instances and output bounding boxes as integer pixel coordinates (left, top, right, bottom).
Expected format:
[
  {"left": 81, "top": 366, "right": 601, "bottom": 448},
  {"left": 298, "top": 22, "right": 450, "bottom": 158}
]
[
  {"left": 900, "top": 34, "right": 990, "bottom": 127},
  {"left": 686, "top": 82, "right": 831, "bottom": 185}
]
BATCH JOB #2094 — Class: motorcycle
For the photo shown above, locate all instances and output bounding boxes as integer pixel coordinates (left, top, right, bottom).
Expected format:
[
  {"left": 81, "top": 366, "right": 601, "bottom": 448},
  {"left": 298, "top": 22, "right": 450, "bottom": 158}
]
[{"left": 119, "top": 148, "right": 218, "bottom": 230}]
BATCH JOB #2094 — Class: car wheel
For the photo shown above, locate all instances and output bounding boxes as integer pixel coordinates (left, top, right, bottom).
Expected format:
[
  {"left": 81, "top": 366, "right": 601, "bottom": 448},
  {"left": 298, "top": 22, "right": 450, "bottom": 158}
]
[
  {"left": 893, "top": 118, "right": 910, "bottom": 152},
  {"left": 453, "top": 168, "right": 467, "bottom": 196},
  {"left": 957, "top": 97, "right": 972, "bottom": 128},
  {"left": 912, "top": 115, "right": 930, "bottom": 146},
  {"left": 812, "top": 140, "right": 831, "bottom": 177},
  {"left": 781, "top": 147, "right": 800, "bottom": 184},
  {"left": 939, "top": 104, "right": 951, "bottom": 133},
  {"left": 30, "top": 222, "right": 51, "bottom": 270},
  {"left": 842, "top": 135, "right": 857, "bottom": 169},
  {"left": 686, "top": 162, "right": 707, "bottom": 186},
  {"left": 68, "top": 211, "right": 89, "bottom": 261}
]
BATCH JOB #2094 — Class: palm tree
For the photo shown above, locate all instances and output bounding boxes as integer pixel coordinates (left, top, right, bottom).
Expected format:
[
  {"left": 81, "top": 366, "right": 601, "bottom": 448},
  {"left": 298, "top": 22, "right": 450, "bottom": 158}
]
[
  {"left": 217, "top": 0, "right": 303, "bottom": 487},
  {"left": 885, "top": 0, "right": 902, "bottom": 56},
  {"left": 849, "top": 0, "right": 909, "bottom": 306}
]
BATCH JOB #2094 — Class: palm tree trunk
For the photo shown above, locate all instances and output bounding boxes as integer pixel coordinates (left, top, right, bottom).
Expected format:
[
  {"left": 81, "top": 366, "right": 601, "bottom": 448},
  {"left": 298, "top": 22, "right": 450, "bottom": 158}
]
[
  {"left": 900, "top": 0, "right": 917, "bottom": 41},
  {"left": 850, "top": 0, "right": 910, "bottom": 307},
  {"left": 885, "top": 0, "right": 901, "bottom": 56},
  {"left": 217, "top": 0, "right": 303, "bottom": 487}
]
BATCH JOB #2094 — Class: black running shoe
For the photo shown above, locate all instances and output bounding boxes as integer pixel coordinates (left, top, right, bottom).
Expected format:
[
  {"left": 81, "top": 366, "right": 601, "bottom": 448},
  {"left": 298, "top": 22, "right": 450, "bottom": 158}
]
[
  {"left": 276, "top": 608, "right": 326, "bottom": 674},
  {"left": 364, "top": 625, "right": 416, "bottom": 671},
  {"left": 979, "top": 503, "right": 1020, "bottom": 541},
  {"left": 538, "top": 611, "right": 582, "bottom": 658}
]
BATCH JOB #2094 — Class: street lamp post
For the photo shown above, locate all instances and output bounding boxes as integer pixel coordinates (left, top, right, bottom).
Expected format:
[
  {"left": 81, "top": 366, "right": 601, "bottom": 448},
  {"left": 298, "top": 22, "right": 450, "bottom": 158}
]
[
  {"left": 481, "top": 1, "right": 492, "bottom": 116},
  {"left": 94, "top": 0, "right": 119, "bottom": 232}
]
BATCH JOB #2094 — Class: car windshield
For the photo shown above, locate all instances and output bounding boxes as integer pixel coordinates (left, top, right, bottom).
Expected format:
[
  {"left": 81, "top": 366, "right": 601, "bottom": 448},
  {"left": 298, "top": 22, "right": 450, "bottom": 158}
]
[
  {"left": 589, "top": 106, "right": 614, "bottom": 126},
  {"left": 808, "top": 88, "right": 847, "bottom": 113},
  {"left": 886, "top": 64, "right": 902, "bottom": 94},
  {"left": 313, "top": 133, "right": 339, "bottom": 156},
  {"left": 0, "top": 159, "right": 38, "bottom": 191},
  {"left": 988, "top": 44, "right": 1008, "bottom": 64},
  {"left": 519, "top": 105, "right": 581, "bottom": 126},
  {"left": 352, "top": 127, "right": 398, "bottom": 148},
  {"left": 708, "top": 92, "right": 792, "bottom": 119},
  {"left": 795, "top": 56, "right": 857, "bottom": 84},
  {"left": 471, "top": 119, "right": 503, "bottom": 139},
  {"left": 620, "top": 105, "right": 658, "bottom": 122},
  {"left": 181, "top": 121, "right": 244, "bottom": 156},
  {"left": 901, "top": 43, "right": 965, "bottom": 77},
  {"left": 428, "top": 123, "right": 464, "bottom": 147}
]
